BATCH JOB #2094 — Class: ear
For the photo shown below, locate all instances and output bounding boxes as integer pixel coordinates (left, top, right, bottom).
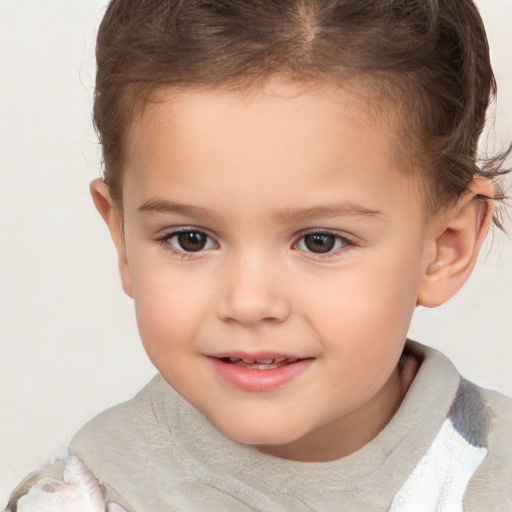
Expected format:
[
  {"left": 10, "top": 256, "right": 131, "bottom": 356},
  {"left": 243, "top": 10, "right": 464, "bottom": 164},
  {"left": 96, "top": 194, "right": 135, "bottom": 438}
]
[
  {"left": 417, "top": 179, "right": 494, "bottom": 308},
  {"left": 90, "top": 179, "right": 133, "bottom": 298}
]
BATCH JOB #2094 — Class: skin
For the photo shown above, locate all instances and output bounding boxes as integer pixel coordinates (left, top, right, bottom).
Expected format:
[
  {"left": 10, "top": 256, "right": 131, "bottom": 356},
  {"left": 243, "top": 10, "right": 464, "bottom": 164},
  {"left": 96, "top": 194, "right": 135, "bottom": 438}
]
[{"left": 92, "top": 81, "right": 493, "bottom": 462}]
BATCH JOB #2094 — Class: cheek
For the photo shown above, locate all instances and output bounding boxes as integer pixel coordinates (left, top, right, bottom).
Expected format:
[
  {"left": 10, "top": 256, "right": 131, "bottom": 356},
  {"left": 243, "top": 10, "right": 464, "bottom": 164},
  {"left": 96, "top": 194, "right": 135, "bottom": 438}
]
[
  {"left": 304, "top": 262, "right": 418, "bottom": 334},
  {"left": 298, "top": 248, "right": 421, "bottom": 370},
  {"left": 129, "top": 260, "right": 214, "bottom": 355}
]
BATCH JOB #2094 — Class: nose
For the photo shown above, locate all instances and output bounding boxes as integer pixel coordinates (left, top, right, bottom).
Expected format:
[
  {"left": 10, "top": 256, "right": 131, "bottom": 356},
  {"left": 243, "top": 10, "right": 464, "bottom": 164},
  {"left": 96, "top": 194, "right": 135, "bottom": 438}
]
[{"left": 216, "top": 253, "right": 291, "bottom": 326}]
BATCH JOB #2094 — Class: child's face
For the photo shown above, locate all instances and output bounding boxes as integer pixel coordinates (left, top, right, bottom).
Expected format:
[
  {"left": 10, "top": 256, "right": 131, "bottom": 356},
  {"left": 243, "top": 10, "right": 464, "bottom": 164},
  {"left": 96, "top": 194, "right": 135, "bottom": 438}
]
[{"left": 110, "top": 82, "right": 439, "bottom": 460}]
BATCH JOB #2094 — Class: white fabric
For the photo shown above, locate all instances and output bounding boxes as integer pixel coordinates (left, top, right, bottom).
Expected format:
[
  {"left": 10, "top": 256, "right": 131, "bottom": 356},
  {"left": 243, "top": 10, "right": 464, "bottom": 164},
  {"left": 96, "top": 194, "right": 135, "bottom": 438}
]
[
  {"left": 16, "top": 456, "right": 127, "bottom": 512},
  {"left": 389, "top": 419, "right": 487, "bottom": 512}
]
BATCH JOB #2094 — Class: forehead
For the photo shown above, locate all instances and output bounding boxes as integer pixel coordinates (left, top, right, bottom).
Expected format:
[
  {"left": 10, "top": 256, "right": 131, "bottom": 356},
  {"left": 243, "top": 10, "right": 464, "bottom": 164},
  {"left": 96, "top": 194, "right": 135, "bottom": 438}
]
[
  {"left": 126, "top": 80, "right": 401, "bottom": 165},
  {"left": 122, "top": 81, "right": 424, "bottom": 223}
]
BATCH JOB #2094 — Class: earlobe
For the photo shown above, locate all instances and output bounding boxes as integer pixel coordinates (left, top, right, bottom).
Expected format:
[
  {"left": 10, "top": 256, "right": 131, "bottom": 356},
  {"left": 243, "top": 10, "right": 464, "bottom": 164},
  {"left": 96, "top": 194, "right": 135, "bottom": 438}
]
[
  {"left": 90, "top": 179, "right": 133, "bottom": 298},
  {"left": 417, "top": 179, "right": 495, "bottom": 308}
]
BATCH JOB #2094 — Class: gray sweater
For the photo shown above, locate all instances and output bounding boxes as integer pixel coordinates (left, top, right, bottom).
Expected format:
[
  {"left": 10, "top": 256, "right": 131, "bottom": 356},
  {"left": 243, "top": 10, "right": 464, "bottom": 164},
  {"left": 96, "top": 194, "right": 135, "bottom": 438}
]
[{"left": 6, "top": 341, "right": 512, "bottom": 511}]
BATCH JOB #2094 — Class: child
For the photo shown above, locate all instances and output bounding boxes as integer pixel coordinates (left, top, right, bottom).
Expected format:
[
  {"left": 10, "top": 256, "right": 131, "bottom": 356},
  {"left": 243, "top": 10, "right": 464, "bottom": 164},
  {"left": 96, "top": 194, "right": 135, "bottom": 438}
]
[{"left": 6, "top": 0, "right": 511, "bottom": 510}]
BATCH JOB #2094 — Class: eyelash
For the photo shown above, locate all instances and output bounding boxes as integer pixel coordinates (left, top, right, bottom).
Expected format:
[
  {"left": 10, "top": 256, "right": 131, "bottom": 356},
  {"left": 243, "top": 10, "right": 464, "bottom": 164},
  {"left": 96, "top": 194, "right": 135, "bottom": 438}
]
[
  {"left": 156, "top": 228, "right": 355, "bottom": 259},
  {"left": 294, "top": 231, "right": 354, "bottom": 259},
  {"left": 156, "top": 228, "right": 217, "bottom": 260}
]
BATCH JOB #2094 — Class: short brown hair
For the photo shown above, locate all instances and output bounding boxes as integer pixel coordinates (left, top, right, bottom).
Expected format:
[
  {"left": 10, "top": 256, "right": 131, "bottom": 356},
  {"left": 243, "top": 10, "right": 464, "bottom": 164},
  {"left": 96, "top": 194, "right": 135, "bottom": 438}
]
[{"left": 94, "top": 0, "right": 509, "bottom": 222}]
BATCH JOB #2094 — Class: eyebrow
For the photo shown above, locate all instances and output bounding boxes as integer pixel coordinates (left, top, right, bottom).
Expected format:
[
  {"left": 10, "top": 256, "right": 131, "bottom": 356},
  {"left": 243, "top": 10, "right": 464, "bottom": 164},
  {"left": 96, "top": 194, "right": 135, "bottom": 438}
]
[
  {"left": 138, "top": 199, "right": 223, "bottom": 222},
  {"left": 272, "top": 203, "right": 383, "bottom": 223},
  {"left": 138, "top": 199, "right": 382, "bottom": 223}
]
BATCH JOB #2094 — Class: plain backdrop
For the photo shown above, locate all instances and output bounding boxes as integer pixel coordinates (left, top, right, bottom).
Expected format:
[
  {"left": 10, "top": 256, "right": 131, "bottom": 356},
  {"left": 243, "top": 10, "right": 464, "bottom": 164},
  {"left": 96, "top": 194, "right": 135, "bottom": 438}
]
[{"left": 0, "top": 0, "right": 511, "bottom": 507}]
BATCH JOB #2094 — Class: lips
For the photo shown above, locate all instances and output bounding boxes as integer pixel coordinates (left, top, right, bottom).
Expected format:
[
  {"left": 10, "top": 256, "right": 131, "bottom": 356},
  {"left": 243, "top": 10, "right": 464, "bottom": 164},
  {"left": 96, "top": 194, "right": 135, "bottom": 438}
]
[
  {"left": 208, "top": 352, "right": 313, "bottom": 392},
  {"left": 218, "top": 356, "right": 301, "bottom": 370}
]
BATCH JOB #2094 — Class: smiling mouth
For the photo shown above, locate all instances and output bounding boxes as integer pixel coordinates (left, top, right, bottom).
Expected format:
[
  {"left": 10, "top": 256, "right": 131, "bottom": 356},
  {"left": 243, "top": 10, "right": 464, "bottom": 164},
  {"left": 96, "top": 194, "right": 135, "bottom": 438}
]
[
  {"left": 209, "top": 354, "right": 314, "bottom": 391},
  {"left": 216, "top": 357, "right": 301, "bottom": 370}
]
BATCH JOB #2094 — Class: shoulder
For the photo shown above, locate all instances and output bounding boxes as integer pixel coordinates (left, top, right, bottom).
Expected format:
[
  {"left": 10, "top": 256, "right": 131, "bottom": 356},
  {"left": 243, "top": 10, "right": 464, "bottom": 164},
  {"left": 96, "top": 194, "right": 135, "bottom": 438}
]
[
  {"left": 454, "top": 380, "right": 512, "bottom": 457},
  {"left": 69, "top": 372, "right": 180, "bottom": 466},
  {"left": 463, "top": 384, "right": 512, "bottom": 511},
  {"left": 480, "top": 384, "right": 512, "bottom": 421},
  {"left": 68, "top": 374, "right": 198, "bottom": 507},
  {"left": 389, "top": 345, "right": 512, "bottom": 512},
  {"left": 70, "top": 374, "right": 169, "bottom": 455},
  {"left": 477, "top": 386, "right": 512, "bottom": 470},
  {"left": 5, "top": 374, "right": 184, "bottom": 512}
]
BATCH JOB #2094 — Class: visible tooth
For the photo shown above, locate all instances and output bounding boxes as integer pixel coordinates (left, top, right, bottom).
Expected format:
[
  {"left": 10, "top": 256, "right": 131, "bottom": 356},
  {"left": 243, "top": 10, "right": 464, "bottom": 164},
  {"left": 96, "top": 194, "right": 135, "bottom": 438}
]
[
  {"left": 227, "top": 357, "right": 303, "bottom": 369},
  {"left": 244, "top": 363, "right": 278, "bottom": 370}
]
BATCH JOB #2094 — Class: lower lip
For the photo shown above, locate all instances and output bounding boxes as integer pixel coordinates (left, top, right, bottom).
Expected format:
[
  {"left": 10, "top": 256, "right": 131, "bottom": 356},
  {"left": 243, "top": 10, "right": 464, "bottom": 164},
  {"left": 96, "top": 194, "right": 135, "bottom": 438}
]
[{"left": 209, "top": 358, "right": 313, "bottom": 392}]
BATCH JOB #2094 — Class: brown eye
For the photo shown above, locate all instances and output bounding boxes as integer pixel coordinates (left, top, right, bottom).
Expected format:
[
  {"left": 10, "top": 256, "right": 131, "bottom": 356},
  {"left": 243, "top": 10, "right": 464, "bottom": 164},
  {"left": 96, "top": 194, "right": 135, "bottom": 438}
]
[
  {"left": 166, "top": 230, "right": 215, "bottom": 253},
  {"left": 177, "top": 232, "right": 206, "bottom": 252},
  {"left": 296, "top": 232, "right": 348, "bottom": 255},
  {"left": 304, "top": 234, "right": 336, "bottom": 253}
]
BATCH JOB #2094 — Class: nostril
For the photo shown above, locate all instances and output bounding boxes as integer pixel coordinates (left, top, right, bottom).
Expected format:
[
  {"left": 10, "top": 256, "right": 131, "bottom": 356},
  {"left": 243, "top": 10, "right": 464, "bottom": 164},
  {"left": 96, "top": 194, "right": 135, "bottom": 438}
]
[{"left": 216, "top": 292, "right": 291, "bottom": 326}]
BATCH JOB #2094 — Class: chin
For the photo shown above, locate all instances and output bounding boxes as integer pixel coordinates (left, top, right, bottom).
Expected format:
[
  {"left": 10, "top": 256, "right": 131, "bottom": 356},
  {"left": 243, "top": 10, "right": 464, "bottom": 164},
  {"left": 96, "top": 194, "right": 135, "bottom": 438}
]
[{"left": 215, "top": 415, "right": 309, "bottom": 447}]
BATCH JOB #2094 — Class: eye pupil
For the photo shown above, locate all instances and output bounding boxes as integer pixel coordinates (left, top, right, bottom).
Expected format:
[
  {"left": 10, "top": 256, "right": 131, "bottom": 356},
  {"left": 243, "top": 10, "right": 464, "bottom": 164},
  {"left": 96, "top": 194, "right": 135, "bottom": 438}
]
[
  {"left": 177, "top": 232, "right": 207, "bottom": 252},
  {"left": 304, "top": 234, "right": 336, "bottom": 253}
]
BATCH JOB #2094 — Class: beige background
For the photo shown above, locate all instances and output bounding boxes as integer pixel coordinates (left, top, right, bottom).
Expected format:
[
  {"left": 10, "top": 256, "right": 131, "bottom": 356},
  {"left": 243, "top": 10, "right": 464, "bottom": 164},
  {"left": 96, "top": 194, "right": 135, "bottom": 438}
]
[{"left": 0, "top": 0, "right": 511, "bottom": 507}]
